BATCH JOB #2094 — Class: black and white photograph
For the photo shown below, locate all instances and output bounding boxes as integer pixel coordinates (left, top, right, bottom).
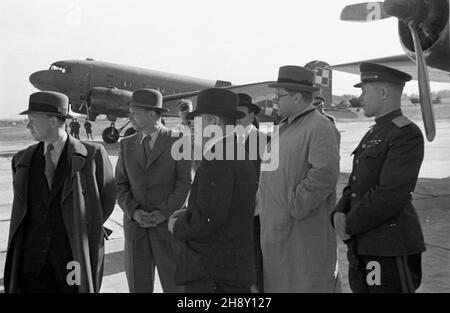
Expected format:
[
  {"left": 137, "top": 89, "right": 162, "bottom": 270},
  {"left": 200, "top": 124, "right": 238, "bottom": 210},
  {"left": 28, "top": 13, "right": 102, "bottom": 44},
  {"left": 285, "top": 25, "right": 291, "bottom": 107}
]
[{"left": 0, "top": 0, "right": 449, "bottom": 298}]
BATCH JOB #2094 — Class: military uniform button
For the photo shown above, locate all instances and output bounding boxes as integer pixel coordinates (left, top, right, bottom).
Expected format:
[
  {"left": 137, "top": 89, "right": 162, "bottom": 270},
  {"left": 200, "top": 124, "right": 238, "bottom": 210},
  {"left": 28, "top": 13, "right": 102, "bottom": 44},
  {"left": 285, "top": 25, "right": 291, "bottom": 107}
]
[
  {"left": 352, "top": 176, "right": 356, "bottom": 181},
  {"left": 355, "top": 159, "right": 360, "bottom": 164},
  {"left": 351, "top": 193, "right": 357, "bottom": 198},
  {"left": 362, "top": 144, "right": 367, "bottom": 149}
]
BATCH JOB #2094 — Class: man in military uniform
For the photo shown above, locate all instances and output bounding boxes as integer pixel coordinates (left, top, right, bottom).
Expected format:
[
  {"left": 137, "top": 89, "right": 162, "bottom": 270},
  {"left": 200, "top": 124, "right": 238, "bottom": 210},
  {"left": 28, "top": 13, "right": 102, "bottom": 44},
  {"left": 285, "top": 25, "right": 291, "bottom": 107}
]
[
  {"left": 84, "top": 120, "right": 93, "bottom": 140},
  {"left": 332, "top": 62, "right": 426, "bottom": 293},
  {"left": 312, "top": 96, "right": 335, "bottom": 124},
  {"left": 73, "top": 118, "right": 80, "bottom": 139},
  {"left": 176, "top": 99, "right": 194, "bottom": 131}
]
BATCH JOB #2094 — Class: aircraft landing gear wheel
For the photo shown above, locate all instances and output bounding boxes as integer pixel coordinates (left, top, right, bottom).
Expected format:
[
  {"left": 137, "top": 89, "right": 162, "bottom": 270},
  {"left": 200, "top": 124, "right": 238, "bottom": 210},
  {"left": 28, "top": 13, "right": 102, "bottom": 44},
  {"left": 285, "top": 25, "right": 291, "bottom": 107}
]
[
  {"left": 102, "top": 127, "right": 120, "bottom": 144},
  {"left": 124, "top": 127, "right": 136, "bottom": 137}
]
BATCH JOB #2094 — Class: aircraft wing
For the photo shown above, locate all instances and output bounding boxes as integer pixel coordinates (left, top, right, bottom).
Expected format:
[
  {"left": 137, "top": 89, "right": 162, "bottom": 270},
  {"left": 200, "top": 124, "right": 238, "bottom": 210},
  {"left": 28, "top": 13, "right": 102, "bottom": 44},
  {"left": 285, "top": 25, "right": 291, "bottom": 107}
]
[
  {"left": 330, "top": 55, "right": 450, "bottom": 83},
  {"left": 162, "top": 81, "right": 277, "bottom": 117}
]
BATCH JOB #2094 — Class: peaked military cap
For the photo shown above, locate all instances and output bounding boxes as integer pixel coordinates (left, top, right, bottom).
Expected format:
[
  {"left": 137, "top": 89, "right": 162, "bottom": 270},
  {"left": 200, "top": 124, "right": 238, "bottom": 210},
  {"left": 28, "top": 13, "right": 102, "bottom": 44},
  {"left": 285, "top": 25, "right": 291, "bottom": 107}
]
[
  {"left": 176, "top": 99, "right": 193, "bottom": 113},
  {"left": 312, "top": 95, "right": 326, "bottom": 105},
  {"left": 20, "top": 91, "right": 72, "bottom": 119},
  {"left": 130, "top": 89, "right": 168, "bottom": 112},
  {"left": 354, "top": 62, "right": 412, "bottom": 88},
  {"left": 237, "top": 93, "right": 261, "bottom": 115},
  {"left": 186, "top": 88, "right": 245, "bottom": 120},
  {"left": 269, "top": 65, "right": 320, "bottom": 92}
]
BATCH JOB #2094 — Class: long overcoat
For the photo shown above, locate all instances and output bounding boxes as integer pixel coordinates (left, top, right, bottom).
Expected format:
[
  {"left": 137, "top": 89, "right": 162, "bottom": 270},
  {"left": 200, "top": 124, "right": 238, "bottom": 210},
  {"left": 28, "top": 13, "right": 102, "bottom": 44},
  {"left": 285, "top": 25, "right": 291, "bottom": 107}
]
[{"left": 4, "top": 136, "right": 116, "bottom": 293}]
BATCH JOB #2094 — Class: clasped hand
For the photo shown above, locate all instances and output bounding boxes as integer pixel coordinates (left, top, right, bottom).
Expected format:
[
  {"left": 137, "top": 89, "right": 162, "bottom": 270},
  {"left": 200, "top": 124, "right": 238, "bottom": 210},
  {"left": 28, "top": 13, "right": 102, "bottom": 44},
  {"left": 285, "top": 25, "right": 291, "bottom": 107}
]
[{"left": 133, "top": 209, "right": 166, "bottom": 228}]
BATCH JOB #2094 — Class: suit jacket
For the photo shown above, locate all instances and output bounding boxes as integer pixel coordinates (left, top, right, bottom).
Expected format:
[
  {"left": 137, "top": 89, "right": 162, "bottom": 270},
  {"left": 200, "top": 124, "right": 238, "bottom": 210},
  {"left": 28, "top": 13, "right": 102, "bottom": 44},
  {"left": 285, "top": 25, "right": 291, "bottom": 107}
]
[
  {"left": 173, "top": 135, "right": 257, "bottom": 287},
  {"left": 334, "top": 110, "right": 426, "bottom": 256},
  {"left": 115, "top": 126, "right": 192, "bottom": 241},
  {"left": 4, "top": 136, "right": 116, "bottom": 293}
]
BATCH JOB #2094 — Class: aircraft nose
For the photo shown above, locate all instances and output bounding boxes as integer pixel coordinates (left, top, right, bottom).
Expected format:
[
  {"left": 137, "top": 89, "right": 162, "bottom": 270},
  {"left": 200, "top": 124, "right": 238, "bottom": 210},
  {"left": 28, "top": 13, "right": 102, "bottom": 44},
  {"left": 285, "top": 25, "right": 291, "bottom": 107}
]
[{"left": 29, "top": 70, "right": 54, "bottom": 90}]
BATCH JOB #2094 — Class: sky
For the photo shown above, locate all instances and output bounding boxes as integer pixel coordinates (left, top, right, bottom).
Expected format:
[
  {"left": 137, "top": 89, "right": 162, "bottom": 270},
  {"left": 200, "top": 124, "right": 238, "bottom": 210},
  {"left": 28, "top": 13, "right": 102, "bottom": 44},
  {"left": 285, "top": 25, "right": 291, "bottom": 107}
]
[{"left": 1, "top": 0, "right": 449, "bottom": 118}]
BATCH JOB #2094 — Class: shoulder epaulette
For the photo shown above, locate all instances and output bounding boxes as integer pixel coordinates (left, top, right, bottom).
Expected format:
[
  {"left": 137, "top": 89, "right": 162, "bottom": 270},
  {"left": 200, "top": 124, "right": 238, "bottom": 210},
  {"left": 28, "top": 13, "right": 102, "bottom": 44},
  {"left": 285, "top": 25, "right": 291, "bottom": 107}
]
[{"left": 392, "top": 115, "right": 412, "bottom": 128}]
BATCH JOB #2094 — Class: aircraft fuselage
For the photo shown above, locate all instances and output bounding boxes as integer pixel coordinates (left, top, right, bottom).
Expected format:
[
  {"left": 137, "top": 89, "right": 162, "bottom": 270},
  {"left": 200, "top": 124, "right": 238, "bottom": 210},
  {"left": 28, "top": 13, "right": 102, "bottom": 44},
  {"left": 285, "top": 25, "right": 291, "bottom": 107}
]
[{"left": 29, "top": 59, "right": 224, "bottom": 121}]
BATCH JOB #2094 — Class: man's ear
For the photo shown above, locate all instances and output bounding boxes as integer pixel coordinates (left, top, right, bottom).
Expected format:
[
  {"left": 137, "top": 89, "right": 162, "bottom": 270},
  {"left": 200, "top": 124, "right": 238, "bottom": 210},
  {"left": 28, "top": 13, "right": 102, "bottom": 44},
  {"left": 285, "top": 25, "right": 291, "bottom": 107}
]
[{"left": 293, "top": 92, "right": 303, "bottom": 104}]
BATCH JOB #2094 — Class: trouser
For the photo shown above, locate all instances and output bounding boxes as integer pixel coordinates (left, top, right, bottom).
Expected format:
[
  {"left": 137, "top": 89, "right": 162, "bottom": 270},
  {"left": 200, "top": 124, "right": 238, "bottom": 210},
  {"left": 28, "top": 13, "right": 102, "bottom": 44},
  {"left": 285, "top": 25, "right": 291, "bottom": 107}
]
[
  {"left": 253, "top": 215, "right": 264, "bottom": 292},
  {"left": 185, "top": 280, "right": 250, "bottom": 293},
  {"left": 124, "top": 230, "right": 183, "bottom": 293},
  {"left": 346, "top": 240, "right": 422, "bottom": 293}
]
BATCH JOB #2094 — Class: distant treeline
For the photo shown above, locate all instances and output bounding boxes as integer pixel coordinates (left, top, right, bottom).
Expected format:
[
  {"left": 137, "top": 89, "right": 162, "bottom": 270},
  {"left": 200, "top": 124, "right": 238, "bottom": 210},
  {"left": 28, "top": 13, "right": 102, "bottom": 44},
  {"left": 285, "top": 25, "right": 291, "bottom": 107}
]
[{"left": 333, "top": 90, "right": 450, "bottom": 107}]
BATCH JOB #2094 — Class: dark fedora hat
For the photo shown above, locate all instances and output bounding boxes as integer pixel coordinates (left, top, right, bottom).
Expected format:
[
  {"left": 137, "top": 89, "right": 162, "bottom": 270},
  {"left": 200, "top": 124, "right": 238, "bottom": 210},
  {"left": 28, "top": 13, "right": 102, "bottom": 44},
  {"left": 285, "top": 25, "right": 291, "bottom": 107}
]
[
  {"left": 354, "top": 62, "right": 412, "bottom": 88},
  {"left": 130, "top": 89, "right": 169, "bottom": 113},
  {"left": 237, "top": 93, "right": 261, "bottom": 115},
  {"left": 186, "top": 88, "right": 245, "bottom": 120},
  {"left": 269, "top": 65, "right": 320, "bottom": 92},
  {"left": 19, "top": 91, "right": 72, "bottom": 119}
]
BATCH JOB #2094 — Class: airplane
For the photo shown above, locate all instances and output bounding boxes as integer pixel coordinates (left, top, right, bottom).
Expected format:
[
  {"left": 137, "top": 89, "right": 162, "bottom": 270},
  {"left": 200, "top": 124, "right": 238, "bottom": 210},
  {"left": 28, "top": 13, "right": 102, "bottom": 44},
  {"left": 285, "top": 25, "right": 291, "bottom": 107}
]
[
  {"left": 29, "top": 59, "right": 333, "bottom": 143},
  {"left": 330, "top": 0, "right": 450, "bottom": 142}
]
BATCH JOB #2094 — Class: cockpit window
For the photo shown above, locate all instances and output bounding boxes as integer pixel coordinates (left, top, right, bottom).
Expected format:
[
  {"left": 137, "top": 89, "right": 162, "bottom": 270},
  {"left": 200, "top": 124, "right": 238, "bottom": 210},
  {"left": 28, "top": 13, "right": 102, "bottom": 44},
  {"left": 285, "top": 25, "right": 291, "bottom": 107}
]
[{"left": 49, "top": 63, "right": 71, "bottom": 74}]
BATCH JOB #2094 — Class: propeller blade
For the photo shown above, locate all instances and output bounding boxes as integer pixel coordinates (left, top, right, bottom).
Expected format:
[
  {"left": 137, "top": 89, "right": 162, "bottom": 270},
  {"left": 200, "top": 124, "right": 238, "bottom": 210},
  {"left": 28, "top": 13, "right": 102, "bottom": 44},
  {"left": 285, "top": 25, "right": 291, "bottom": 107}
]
[
  {"left": 340, "top": 2, "right": 390, "bottom": 22},
  {"left": 408, "top": 22, "right": 436, "bottom": 142}
]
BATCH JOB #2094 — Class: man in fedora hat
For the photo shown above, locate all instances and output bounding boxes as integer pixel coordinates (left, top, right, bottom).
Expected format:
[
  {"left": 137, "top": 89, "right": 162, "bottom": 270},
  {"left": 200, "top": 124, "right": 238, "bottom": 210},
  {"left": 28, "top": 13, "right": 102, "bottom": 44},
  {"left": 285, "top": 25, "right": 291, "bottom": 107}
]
[
  {"left": 312, "top": 96, "right": 336, "bottom": 125},
  {"left": 4, "top": 91, "right": 116, "bottom": 293},
  {"left": 115, "top": 88, "right": 192, "bottom": 293},
  {"left": 332, "top": 63, "right": 425, "bottom": 293},
  {"left": 168, "top": 88, "right": 257, "bottom": 293},
  {"left": 236, "top": 93, "right": 269, "bottom": 293},
  {"left": 257, "top": 66, "right": 341, "bottom": 292}
]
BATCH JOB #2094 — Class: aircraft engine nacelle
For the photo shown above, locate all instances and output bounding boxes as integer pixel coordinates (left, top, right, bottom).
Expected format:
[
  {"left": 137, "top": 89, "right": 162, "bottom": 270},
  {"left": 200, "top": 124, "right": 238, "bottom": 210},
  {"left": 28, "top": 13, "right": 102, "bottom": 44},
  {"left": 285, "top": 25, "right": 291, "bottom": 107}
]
[
  {"left": 397, "top": 0, "right": 450, "bottom": 71},
  {"left": 88, "top": 87, "right": 132, "bottom": 118}
]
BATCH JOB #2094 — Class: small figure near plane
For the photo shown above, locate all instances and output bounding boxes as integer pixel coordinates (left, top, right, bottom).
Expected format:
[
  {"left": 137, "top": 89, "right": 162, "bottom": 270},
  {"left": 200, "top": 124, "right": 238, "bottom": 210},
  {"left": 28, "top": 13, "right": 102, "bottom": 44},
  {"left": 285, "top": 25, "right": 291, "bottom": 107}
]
[
  {"left": 68, "top": 118, "right": 80, "bottom": 139},
  {"left": 84, "top": 119, "right": 94, "bottom": 140},
  {"left": 312, "top": 96, "right": 336, "bottom": 124}
]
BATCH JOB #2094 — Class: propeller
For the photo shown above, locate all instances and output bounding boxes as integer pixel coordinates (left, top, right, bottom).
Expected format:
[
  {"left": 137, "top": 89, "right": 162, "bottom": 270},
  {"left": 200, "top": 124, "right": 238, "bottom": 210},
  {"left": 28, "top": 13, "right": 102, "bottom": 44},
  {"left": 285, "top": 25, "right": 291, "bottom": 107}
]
[
  {"left": 340, "top": 2, "right": 389, "bottom": 21},
  {"left": 407, "top": 21, "right": 435, "bottom": 141},
  {"left": 340, "top": 0, "right": 436, "bottom": 141}
]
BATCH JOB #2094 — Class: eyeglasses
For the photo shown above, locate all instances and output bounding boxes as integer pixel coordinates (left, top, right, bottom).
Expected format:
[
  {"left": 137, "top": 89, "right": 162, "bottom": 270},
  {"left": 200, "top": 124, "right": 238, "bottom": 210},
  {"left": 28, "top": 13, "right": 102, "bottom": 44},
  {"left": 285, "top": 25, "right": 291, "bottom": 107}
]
[{"left": 274, "top": 93, "right": 291, "bottom": 102}]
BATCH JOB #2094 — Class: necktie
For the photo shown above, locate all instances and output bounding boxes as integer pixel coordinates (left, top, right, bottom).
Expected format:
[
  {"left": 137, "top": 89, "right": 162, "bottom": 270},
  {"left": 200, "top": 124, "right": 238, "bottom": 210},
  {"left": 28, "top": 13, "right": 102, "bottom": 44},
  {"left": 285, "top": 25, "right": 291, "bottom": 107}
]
[
  {"left": 143, "top": 135, "right": 152, "bottom": 161},
  {"left": 45, "top": 143, "right": 55, "bottom": 189}
]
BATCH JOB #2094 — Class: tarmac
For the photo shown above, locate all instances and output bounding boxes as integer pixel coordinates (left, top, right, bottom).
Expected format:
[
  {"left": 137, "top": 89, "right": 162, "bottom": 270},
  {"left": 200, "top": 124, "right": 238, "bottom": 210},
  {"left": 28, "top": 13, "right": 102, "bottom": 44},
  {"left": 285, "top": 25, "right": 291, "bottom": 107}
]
[{"left": 0, "top": 118, "right": 449, "bottom": 293}]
